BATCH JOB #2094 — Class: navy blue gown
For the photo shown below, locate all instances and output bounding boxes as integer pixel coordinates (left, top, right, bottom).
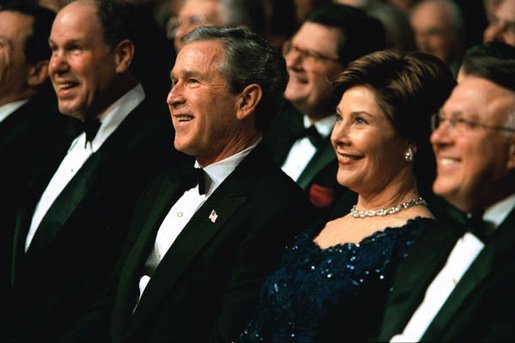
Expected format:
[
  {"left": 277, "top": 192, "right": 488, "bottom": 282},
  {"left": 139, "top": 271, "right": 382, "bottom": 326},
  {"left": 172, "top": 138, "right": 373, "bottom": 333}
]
[{"left": 237, "top": 217, "right": 434, "bottom": 342}]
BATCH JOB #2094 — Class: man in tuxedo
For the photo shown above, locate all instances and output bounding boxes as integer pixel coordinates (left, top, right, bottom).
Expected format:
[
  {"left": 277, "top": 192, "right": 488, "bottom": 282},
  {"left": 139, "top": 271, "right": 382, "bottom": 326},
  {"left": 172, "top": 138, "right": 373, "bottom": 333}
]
[
  {"left": 91, "top": 26, "right": 312, "bottom": 342},
  {"left": 0, "top": 1, "right": 73, "bottom": 307},
  {"left": 263, "top": 3, "right": 385, "bottom": 220},
  {"left": 377, "top": 43, "right": 515, "bottom": 341},
  {"left": 7, "top": 0, "right": 180, "bottom": 341}
]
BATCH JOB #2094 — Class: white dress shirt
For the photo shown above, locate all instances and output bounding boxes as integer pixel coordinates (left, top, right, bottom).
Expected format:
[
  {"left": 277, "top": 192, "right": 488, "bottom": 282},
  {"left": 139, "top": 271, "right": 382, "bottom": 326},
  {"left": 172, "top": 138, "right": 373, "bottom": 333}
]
[
  {"left": 391, "top": 194, "right": 515, "bottom": 342},
  {"left": 0, "top": 99, "right": 29, "bottom": 123},
  {"left": 136, "top": 139, "right": 261, "bottom": 303},
  {"left": 281, "top": 114, "right": 336, "bottom": 181},
  {"left": 25, "top": 84, "right": 145, "bottom": 252}
]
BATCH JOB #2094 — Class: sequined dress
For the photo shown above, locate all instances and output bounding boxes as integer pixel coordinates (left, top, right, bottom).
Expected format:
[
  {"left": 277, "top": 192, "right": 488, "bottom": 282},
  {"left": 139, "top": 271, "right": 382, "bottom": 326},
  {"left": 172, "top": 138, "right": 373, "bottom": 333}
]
[{"left": 237, "top": 217, "right": 434, "bottom": 342}]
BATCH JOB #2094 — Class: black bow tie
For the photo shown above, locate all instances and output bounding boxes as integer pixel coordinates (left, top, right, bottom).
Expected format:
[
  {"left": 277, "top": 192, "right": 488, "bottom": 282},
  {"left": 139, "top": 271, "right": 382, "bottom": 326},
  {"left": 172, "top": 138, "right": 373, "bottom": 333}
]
[
  {"left": 83, "top": 118, "right": 101, "bottom": 147},
  {"left": 184, "top": 167, "right": 206, "bottom": 195},
  {"left": 465, "top": 210, "right": 492, "bottom": 243},
  {"left": 296, "top": 125, "right": 322, "bottom": 147}
]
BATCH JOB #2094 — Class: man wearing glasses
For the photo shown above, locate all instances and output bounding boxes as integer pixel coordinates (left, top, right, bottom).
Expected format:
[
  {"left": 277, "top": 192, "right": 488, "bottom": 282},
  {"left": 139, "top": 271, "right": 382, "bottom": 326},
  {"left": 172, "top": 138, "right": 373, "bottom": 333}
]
[
  {"left": 264, "top": 3, "right": 385, "bottom": 221},
  {"left": 377, "top": 42, "right": 515, "bottom": 341}
]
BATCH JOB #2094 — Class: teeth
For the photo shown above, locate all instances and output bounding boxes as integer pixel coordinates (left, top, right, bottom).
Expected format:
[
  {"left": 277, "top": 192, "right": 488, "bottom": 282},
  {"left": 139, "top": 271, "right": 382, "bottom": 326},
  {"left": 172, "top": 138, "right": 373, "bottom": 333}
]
[
  {"left": 176, "top": 115, "right": 192, "bottom": 122},
  {"left": 440, "top": 158, "right": 458, "bottom": 166}
]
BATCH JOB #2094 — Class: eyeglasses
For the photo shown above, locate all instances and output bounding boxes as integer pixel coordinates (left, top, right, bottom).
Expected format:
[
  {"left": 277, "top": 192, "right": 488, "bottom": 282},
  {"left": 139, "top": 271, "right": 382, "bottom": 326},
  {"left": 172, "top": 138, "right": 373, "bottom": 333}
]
[
  {"left": 431, "top": 112, "right": 515, "bottom": 134},
  {"left": 166, "top": 15, "right": 216, "bottom": 39},
  {"left": 282, "top": 40, "right": 339, "bottom": 66}
]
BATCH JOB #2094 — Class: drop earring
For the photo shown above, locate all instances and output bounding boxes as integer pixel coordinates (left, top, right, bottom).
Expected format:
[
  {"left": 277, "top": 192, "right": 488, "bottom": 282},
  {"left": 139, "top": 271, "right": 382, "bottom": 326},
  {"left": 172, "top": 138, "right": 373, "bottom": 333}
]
[{"left": 404, "top": 147, "right": 414, "bottom": 162}]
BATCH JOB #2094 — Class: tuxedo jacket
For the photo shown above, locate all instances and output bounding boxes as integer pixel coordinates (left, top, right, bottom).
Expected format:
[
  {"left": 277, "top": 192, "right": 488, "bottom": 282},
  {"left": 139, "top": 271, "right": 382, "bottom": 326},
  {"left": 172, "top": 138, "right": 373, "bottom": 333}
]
[
  {"left": 0, "top": 92, "right": 74, "bottom": 308},
  {"left": 376, "top": 207, "right": 515, "bottom": 341},
  {"left": 8, "top": 99, "right": 182, "bottom": 342},
  {"left": 263, "top": 103, "right": 356, "bottom": 221},
  {"left": 104, "top": 145, "right": 313, "bottom": 343}
]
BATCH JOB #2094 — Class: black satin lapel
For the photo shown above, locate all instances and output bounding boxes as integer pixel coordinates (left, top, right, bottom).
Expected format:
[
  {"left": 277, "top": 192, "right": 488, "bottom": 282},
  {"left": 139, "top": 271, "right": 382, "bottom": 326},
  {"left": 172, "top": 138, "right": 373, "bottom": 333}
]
[{"left": 297, "top": 139, "right": 336, "bottom": 190}]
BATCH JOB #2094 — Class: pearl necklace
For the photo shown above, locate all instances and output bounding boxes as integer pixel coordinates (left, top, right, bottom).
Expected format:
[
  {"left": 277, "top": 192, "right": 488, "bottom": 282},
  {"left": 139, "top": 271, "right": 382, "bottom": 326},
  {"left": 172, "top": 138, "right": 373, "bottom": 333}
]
[{"left": 350, "top": 196, "right": 427, "bottom": 218}]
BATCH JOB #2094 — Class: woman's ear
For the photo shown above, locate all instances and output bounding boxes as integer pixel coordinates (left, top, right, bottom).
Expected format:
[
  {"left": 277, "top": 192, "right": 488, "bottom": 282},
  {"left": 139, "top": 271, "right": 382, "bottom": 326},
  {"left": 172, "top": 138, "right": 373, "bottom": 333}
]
[
  {"left": 236, "top": 83, "right": 262, "bottom": 120},
  {"left": 113, "top": 39, "right": 135, "bottom": 73},
  {"left": 27, "top": 60, "right": 49, "bottom": 87}
]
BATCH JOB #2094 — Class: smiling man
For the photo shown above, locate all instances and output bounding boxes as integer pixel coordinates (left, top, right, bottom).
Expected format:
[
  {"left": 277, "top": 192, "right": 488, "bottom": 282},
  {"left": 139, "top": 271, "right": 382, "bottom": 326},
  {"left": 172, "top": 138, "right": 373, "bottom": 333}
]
[
  {"left": 263, "top": 3, "right": 385, "bottom": 221},
  {"left": 83, "top": 26, "right": 314, "bottom": 343},
  {"left": 377, "top": 42, "right": 515, "bottom": 341},
  {"left": 7, "top": 1, "right": 178, "bottom": 342}
]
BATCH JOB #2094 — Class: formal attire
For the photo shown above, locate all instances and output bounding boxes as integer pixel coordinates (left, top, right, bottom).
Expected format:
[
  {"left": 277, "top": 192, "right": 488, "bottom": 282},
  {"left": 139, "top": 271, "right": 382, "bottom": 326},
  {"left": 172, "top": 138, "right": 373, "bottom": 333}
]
[
  {"left": 7, "top": 84, "right": 180, "bottom": 342},
  {"left": 237, "top": 217, "right": 434, "bottom": 342},
  {"left": 99, "top": 144, "right": 313, "bottom": 343},
  {"left": 263, "top": 102, "right": 356, "bottom": 221},
  {"left": 0, "top": 92, "right": 74, "bottom": 312},
  {"left": 377, "top": 195, "right": 515, "bottom": 341}
]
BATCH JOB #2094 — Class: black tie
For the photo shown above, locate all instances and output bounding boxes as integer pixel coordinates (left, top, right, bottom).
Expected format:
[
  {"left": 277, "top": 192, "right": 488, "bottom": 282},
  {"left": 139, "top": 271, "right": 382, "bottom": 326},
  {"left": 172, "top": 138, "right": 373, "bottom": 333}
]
[
  {"left": 185, "top": 168, "right": 206, "bottom": 195},
  {"left": 83, "top": 118, "right": 101, "bottom": 148},
  {"left": 466, "top": 210, "right": 491, "bottom": 243},
  {"left": 297, "top": 125, "right": 322, "bottom": 147}
]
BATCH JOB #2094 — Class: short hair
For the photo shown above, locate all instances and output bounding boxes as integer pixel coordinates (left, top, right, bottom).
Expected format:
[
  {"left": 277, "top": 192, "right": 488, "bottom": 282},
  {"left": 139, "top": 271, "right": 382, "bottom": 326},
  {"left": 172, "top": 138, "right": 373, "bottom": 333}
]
[
  {"left": 220, "top": 0, "right": 267, "bottom": 38},
  {"left": 0, "top": 2, "right": 56, "bottom": 64},
  {"left": 183, "top": 26, "right": 288, "bottom": 132},
  {"left": 305, "top": 3, "right": 386, "bottom": 67},
  {"left": 333, "top": 50, "right": 456, "bottom": 192},
  {"left": 460, "top": 42, "right": 515, "bottom": 92}
]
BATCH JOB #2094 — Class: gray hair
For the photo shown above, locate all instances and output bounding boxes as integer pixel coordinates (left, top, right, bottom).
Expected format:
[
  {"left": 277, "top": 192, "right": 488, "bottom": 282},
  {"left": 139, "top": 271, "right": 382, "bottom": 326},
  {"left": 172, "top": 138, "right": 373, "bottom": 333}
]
[{"left": 183, "top": 26, "right": 288, "bottom": 131}]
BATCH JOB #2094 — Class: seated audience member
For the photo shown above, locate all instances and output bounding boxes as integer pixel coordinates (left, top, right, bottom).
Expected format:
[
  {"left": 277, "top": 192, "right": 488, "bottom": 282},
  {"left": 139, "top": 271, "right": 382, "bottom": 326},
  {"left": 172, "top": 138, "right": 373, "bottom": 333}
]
[
  {"left": 237, "top": 50, "right": 456, "bottom": 342},
  {"left": 169, "top": 0, "right": 266, "bottom": 52},
  {"left": 483, "top": 0, "right": 515, "bottom": 46},
  {"left": 0, "top": 1, "right": 72, "bottom": 304},
  {"left": 409, "top": 0, "right": 466, "bottom": 75},
  {"left": 264, "top": 3, "right": 385, "bottom": 221},
  {"left": 377, "top": 43, "right": 515, "bottom": 341},
  {"left": 66, "top": 26, "right": 313, "bottom": 342},
  {"left": 7, "top": 0, "right": 179, "bottom": 341}
]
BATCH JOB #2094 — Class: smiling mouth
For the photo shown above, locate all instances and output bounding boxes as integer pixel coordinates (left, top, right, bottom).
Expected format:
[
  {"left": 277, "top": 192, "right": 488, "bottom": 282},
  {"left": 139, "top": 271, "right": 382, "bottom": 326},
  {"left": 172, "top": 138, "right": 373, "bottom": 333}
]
[
  {"left": 338, "top": 153, "right": 362, "bottom": 164},
  {"left": 439, "top": 157, "right": 459, "bottom": 166}
]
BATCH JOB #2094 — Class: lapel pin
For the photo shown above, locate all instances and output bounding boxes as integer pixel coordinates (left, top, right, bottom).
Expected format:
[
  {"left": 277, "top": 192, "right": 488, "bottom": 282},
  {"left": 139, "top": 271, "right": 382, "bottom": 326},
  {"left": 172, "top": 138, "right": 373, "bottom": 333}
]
[{"left": 209, "top": 210, "right": 218, "bottom": 223}]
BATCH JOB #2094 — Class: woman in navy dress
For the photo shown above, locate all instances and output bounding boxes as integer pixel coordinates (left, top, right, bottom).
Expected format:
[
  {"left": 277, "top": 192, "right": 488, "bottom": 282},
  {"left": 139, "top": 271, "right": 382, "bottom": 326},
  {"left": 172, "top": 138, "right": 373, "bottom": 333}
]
[{"left": 237, "top": 50, "right": 456, "bottom": 342}]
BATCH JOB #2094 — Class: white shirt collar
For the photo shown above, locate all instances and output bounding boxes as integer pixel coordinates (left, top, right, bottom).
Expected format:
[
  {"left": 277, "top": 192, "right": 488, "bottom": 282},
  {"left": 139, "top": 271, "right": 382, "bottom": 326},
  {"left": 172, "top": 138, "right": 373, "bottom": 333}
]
[
  {"left": 0, "top": 99, "right": 30, "bottom": 123},
  {"left": 73, "top": 83, "right": 145, "bottom": 152},
  {"left": 195, "top": 138, "right": 261, "bottom": 196},
  {"left": 303, "top": 114, "right": 336, "bottom": 138},
  {"left": 484, "top": 193, "right": 515, "bottom": 230}
]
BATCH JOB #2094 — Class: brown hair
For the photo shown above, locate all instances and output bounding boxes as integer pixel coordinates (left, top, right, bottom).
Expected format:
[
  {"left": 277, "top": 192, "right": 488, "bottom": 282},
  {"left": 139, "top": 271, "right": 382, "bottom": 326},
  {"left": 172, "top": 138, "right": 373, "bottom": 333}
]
[{"left": 333, "top": 50, "right": 456, "bottom": 193}]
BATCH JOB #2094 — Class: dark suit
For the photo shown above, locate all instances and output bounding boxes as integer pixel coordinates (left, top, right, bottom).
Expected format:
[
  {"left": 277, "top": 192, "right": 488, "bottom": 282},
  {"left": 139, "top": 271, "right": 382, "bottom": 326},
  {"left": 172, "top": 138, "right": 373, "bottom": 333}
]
[
  {"left": 263, "top": 103, "right": 356, "bottom": 221},
  {"left": 8, "top": 98, "right": 182, "bottom": 342},
  {"left": 377, "top": 207, "right": 515, "bottom": 341},
  {"left": 104, "top": 145, "right": 313, "bottom": 342},
  {"left": 0, "top": 92, "right": 74, "bottom": 307}
]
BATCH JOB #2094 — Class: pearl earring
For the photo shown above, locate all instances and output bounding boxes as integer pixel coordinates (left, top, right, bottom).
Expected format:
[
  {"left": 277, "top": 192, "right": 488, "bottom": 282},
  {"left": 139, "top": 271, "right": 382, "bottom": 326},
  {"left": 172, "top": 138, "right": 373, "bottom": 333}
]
[{"left": 405, "top": 147, "right": 414, "bottom": 162}]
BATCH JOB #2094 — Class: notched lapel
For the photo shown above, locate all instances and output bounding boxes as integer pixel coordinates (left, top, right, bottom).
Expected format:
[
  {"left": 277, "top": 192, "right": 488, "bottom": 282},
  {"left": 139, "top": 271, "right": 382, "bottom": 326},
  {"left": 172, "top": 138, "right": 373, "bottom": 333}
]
[
  {"left": 130, "top": 193, "right": 247, "bottom": 329},
  {"left": 24, "top": 154, "right": 102, "bottom": 259},
  {"left": 297, "top": 139, "right": 336, "bottom": 190}
]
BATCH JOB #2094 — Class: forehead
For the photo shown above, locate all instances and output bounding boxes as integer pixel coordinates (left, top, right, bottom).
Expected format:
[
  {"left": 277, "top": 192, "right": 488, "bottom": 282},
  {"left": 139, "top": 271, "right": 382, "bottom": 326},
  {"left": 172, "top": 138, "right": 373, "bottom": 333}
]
[
  {"left": 0, "top": 11, "right": 33, "bottom": 41},
  {"left": 495, "top": 0, "right": 515, "bottom": 21},
  {"left": 412, "top": 2, "right": 452, "bottom": 28},
  {"left": 172, "top": 40, "right": 224, "bottom": 76},
  {"left": 292, "top": 22, "right": 340, "bottom": 54},
  {"left": 443, "top": 76, "right": 515, "bottom": 123},
  {"left": 180, "top": 0, "right": 220, "bottom": 18},
  {"left": 51, "top": 1, "right": 103, "bottom": 43}
]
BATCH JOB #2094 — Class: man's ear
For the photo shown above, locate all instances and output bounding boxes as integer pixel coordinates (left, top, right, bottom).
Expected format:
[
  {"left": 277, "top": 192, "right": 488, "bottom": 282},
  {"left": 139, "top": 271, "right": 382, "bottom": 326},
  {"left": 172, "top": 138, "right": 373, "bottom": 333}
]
[
  {"left": 27, "top": 60, "right": 49, "bottom": 87},
  {"left": 236, "top": 83, "right": 262, "bottom": 120},
  {"left": 113, "top": 39, "right": 135, "bottom": 73}
]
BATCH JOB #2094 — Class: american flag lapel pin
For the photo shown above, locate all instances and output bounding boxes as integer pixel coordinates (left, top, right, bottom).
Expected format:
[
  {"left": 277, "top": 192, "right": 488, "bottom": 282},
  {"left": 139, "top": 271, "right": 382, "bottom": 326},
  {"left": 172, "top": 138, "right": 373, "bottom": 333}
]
[{"left": 208, "top": 209, "right": 218, "bottom": 223}]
